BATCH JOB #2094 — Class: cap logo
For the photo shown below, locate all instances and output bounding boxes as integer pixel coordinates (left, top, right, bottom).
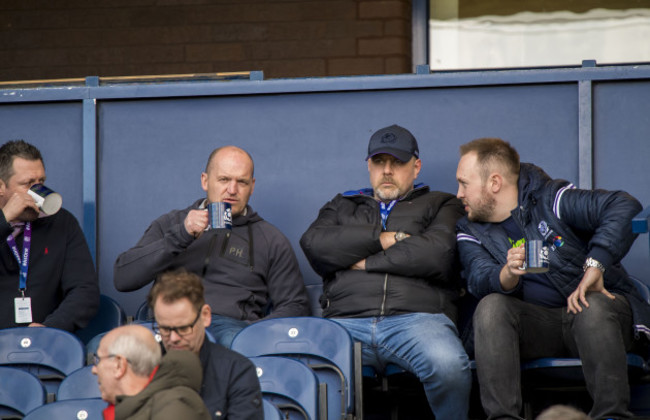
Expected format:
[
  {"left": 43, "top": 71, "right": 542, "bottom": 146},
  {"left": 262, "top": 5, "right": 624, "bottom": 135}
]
[{"left": 381, "top": 133, "right": 397, "bottom": 144}]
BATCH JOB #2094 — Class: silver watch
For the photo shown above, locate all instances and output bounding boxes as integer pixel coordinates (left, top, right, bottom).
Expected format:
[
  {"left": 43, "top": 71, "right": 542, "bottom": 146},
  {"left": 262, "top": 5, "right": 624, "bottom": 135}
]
[
  {"left": 394, "top": 231, "right": 408, "bottom": 242},
  {"left": 583, "top": 257, "right": 605, "bottom": 273}
]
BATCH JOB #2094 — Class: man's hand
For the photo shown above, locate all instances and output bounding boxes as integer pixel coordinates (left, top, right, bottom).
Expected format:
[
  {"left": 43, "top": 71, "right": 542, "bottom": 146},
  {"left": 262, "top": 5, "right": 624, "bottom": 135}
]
[
  {"left": 567, "top": 267, "right": 615, "bottom": 314},
  {"left": 499, "top": 245, "right": 526, "bottom": 291},
  {"left": 350, "top": 259, "right": 366, "bottom": 270},
  {"left": 379, "top": 231, "right": 410, "bottom": 250},
  {"left": 184, "top": 209, "right": 209, "bottom": 237},
  {"left": 28, "top": 322, "right": 46, "bottom": 327},
  {"left": 1, "top": 192, "right": 39, "bottom": 222},
  {"left": 351, "top": 232, "right": 410, "bottom": 270}
]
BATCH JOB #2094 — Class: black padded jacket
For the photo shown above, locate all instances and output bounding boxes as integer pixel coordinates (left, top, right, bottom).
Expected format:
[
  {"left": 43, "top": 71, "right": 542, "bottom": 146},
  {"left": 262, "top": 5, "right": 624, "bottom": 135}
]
[
  {"left": 301, "top": 185, "right": 465, "bottom": 321},
  {"left": 456, "top": 163, "right": 650, "bottom": 339}
]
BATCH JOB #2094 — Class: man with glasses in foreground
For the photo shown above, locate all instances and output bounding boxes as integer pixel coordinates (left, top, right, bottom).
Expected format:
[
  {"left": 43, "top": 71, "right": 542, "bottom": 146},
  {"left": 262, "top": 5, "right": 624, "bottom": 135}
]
[
  {"left": 148, "top": 269, "right": 263, "bottom": 420},
  {"left": 92, "top": 324, "right": 210, "bottom": 420}
]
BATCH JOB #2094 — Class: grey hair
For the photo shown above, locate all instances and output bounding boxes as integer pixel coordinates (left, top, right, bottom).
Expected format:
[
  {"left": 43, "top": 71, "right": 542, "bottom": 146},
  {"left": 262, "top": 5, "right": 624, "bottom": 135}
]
[{"left": 106, "top": 330, "right": 161, "bottom": 377}]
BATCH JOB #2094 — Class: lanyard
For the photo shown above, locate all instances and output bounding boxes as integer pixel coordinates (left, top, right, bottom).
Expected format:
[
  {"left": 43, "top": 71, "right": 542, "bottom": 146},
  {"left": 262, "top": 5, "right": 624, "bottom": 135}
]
[
  {"left": 379, "top": 200, "right": 397, "bottom": 230},
  {"left": 6, "top": 222, "right": 31, "bottom": 292}
]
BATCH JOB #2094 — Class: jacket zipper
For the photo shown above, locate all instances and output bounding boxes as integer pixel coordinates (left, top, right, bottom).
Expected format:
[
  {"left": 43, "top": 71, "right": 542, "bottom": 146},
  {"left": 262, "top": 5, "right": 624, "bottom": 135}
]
[
  {"left": 219, "top": 231, "right": 231, "bottom": 257},
  {"left": 380, "top": 273, "right": 388, "bottom": 315}
]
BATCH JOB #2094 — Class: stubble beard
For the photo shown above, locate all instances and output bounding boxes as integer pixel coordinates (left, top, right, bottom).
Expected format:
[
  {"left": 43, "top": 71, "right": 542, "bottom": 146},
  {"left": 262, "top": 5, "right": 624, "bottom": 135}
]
[
  {"left": 376, "top": 185, "right": 402, "bottom": 202},
  {"left": 17, "top": 208, "right": 39, "bottom": 222},
  {"left": 467, "top": 191, "right": 496, "bottom": 222}
]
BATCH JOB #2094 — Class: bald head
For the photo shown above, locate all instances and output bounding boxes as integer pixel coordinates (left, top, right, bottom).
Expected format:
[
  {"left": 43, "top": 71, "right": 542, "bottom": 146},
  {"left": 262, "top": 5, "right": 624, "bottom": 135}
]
[
  {"left": 102, "top": 325, "right": 161, "bottom": 377},
  {"left": 93, "top": 325, "right": 162, "bottom": 404},
  {"left": 201, "top": 145, "right": 256, "bottom": 217},
  {"left": 205, "top": 146, "right": 254, "bottom": 177}
]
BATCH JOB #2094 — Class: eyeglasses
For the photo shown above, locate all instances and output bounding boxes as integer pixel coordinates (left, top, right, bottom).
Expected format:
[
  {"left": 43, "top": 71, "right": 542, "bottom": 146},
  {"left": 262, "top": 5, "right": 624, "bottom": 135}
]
[
  {"left": 92, "top": 353, "right": 118, "bottom": 366},
  {"left": 154, "top": 311, "right": 202, "bottom": 337}
]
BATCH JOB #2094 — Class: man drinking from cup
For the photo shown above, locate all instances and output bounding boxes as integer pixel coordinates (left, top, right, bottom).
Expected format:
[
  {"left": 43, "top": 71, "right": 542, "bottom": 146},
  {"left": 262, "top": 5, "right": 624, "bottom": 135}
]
[
  {"left": 455, "top": 137, "right": 650, "bottom": 420},
  {"left": 0, "top": 139, "right": 98, "bottom": 331},
  {"left": 114, "top": 146, "right": 310, "bottom": 347}
]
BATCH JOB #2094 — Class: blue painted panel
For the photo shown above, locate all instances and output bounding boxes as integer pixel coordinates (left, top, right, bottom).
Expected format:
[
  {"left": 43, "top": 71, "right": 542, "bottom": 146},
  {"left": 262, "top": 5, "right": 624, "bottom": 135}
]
[
  {"left": 0, "top": 102, "right": 84, "bottom": 221},
  {"left": 593, "top": 81, "right": 650, "bottom": 279},
  {"left": 1, "top": 66, "right": 648, "bottom": 316},
  {"left": 97, "top": 83, "right": 578, "bottom": 314}
]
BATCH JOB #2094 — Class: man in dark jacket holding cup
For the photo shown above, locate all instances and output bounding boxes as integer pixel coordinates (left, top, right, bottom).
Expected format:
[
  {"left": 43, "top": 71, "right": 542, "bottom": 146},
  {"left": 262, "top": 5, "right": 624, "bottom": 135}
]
[
  {"left": 455, "top": 137, "right": 648, "bottom": 420},
  {"left": 0, "top": 139, "right": 98, "bottom": 331},
  {"left": 114, "top": 146, "right": 310, "bottom": 347}
]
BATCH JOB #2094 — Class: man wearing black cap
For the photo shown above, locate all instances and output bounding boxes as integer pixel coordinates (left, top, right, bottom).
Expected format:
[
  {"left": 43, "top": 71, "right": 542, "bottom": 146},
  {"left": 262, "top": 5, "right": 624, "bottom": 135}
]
[{"left": 300, "top": 124, "right": 471, "bottom": 419}]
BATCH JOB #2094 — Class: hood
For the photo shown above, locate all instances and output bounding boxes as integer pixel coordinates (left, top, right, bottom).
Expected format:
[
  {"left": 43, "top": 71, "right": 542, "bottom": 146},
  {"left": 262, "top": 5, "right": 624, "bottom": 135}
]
[
  {"left": 147, "top": 350, "right": 203, "bottom": 393},
  {"left": 115, "top": 350, "right": 203, "bottom": 415},
  {"left": 517, "top": 163, "right": 553, "bottom": 206}
]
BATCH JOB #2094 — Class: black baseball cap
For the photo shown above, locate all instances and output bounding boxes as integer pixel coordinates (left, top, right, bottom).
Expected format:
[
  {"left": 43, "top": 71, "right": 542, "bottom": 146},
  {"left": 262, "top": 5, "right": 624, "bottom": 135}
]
[{"left": 366, "top": 124, "right": 420, "bottom": 162}]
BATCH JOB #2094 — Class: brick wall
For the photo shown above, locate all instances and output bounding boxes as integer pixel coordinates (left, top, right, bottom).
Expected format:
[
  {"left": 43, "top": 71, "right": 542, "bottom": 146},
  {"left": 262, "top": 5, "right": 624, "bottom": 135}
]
[{"left": 0, "top": 0, "right": 412, "bottom": 81}]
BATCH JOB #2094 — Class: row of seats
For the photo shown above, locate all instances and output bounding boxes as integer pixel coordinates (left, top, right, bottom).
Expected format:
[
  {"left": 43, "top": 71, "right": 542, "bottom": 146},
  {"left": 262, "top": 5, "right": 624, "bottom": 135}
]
[
  {"left": 0, "top": 326, "right": 104, "bottom": 419},
  {"left": 2, "top": 316, "right": 650, "bottom": 419},
  {"left": 0, "top": 326, "right": 290, "bottom": 419}
]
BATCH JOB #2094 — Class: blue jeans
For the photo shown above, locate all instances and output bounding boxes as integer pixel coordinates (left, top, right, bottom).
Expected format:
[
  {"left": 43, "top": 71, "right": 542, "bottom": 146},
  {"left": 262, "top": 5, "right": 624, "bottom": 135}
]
[
  {"left": 206, "top": 314, "right": 249, "bottom": 348},
  {"left": 333, "top": 313, "right": 472, "bottom": 420}
]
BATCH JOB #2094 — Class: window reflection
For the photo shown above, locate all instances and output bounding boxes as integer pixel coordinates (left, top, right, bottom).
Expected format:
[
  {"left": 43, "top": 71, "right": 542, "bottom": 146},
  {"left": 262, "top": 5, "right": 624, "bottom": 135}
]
[{"left": 429, "top": 1, "right": 650, "bottom": 70}]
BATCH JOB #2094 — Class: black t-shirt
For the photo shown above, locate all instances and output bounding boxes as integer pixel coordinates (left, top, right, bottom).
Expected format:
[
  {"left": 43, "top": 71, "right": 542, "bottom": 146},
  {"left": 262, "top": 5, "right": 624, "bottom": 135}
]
[{"left": 499, "top": 217, "right": 565, "bottom": 308}]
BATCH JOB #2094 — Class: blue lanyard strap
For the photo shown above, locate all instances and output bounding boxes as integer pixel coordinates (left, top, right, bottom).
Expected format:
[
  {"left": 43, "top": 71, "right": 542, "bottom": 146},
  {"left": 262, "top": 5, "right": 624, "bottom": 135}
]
[
  {"left": 6, "top": 222, "right": 32, "bottom": 291},
  {"left": 379, "top": 200, "right": 397, "bottom": 230}
]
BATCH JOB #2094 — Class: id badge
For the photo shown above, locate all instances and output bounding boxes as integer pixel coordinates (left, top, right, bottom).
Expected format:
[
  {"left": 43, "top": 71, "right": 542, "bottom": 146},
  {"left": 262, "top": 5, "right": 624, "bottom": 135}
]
[{"left": 14, "top": 297, "right": 33, "bottom": 324}]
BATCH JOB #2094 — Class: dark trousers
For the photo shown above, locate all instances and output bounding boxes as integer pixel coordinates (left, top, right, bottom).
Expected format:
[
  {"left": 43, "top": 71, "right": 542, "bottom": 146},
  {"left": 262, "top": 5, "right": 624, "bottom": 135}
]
[{"left": 473, "top": 292, "right": 634, "bottom": 420}]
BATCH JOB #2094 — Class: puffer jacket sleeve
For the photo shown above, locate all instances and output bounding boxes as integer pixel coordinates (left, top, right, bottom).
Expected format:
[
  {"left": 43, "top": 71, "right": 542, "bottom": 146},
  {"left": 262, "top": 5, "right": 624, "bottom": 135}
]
[
  {"left": 456, "top": 221, "right": 515, "bottom": 299},
  {"left": 300, "top": 195, "right": 383, "bottom": 277},
  {"left": 557, "top": 187, "right": 642, "bottom": 270}
]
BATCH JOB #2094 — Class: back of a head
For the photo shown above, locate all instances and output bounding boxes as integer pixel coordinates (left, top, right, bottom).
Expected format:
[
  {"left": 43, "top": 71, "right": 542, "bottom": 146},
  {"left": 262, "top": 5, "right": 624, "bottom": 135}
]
[
  {"left": 535, "top": 405, "right": 591, "bottom": 420},
  {"left": 148, "top": 269, "right": 205, "bottom": 314},
  {"left": 107, "top": 325, "right": 162, "bottom": 377}
]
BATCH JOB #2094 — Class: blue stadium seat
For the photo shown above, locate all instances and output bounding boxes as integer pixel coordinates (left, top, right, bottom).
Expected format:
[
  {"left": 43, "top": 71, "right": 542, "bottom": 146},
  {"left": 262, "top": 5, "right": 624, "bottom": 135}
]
[
  {"left": 263, "top": 398, "right": 284, "bottom": 420},
  {"left": 0, "top": 367, "right": 45, "bottom": 418},
  {"left": 632, "top": 206, "right": 650, "bottom": 251},
  {"left": 250, "top": 355, "right": 321, "bottom": 420},
  {"left": 57, "top": 366, "right": 101, "bottom": 400},
  {"left": 231, "top": 316, "right": 361, "bottom": 420},
  {"left": 22, "top": 398, "right": 107, "bottom": 420},
  {"left": 134, "top": 300, "right": 153, "bottom": 322},
  {"left": 0, "top": 327, "right": 85, "bottom": 402},
  {"left": 75, "top": 294, "right": 128, "bottom": 344}
]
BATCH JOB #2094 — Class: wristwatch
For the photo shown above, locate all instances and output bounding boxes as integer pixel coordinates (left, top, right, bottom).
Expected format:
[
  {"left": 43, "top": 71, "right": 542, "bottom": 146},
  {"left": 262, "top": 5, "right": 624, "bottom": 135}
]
[
  {"left": 583, "top": 257, "right": 605, "bottom": 274},
  {"left": 394, "top": 231, "right": 408, "bottom": 242}
]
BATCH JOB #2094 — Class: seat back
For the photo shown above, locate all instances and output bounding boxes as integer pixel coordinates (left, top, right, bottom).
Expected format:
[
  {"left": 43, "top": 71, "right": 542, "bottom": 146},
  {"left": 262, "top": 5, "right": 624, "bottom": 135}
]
[
  {"left": 75, "top": 294, "right": 128, "bottom": 344},
  {"left": 263, "top": 398, "right": 284, "bottom": 420},
  {"left": 250, "top": 355, "right": 320, "bottom": 420},
  {"left": 632, "top": 206, "right": 650, "bottom": 250},
  {"left": 630, "top": 275, "right": 650, "bottom": 305},
  {"left": 0, "top": 327, "right": 85, "bottom": 401},
  {"left": 22, "top": 398, "right": 108, "bottom": 420},
  {"left": 0, "top": 367, "right": 45, "bottom": 417},
  {"left": 57, "top": 366, "right": 101, "bottom": 400},
  {"left": 231, "top": 317, "right": 356, "bottom": 420},
  {"left": 134, "top": 300, "right": 153, "bottom": 322}
]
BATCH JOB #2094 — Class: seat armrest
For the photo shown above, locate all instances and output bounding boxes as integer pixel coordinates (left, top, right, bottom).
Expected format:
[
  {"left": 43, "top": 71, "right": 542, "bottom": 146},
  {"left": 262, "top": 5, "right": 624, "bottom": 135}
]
[{"left": 632, "top": 206, "right": 650, "bottom": 234}]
